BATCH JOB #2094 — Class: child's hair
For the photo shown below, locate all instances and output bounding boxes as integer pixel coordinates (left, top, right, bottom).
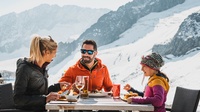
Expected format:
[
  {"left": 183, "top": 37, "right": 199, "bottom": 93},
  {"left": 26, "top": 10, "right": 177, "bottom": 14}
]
[{"left": 157, "top": 71, "right": 169, "bottom": 82}]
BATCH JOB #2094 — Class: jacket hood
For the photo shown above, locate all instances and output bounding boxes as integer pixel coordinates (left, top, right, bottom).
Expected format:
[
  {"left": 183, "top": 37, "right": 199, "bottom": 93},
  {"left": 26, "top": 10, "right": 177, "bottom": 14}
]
[
  {"left": 17, "top": 58, "right": 31, "bottom": 67},
  {"left": 148, "top": 74, "right": 170, "bottom": 92}
]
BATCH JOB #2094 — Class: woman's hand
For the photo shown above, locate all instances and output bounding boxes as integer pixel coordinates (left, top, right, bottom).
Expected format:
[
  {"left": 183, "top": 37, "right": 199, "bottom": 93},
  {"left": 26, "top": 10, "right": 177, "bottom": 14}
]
[
  {"left": 123, "top": 84, "right": 131, "bottom": 91},
  {"left": 46, "top": 92, "right": 60, "bottom": 103}
]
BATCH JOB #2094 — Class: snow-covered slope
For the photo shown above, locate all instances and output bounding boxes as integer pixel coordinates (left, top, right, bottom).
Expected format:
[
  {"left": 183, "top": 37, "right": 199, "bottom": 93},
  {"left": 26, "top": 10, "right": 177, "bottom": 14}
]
[{"left": 1, "top": 0, "right": 200, "bottom": 110}]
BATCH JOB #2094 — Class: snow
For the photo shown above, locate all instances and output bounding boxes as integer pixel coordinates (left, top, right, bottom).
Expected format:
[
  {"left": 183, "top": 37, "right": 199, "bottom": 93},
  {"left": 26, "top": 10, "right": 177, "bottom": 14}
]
[{"left": 1, "top": 0, "right": 200, "bottom": 110}]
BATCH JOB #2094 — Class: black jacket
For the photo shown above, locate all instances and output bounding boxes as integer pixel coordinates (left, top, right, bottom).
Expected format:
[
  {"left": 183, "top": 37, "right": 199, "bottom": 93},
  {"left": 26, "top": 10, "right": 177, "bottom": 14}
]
[{"left": 14, "top": 58, "right": 60, "bottom": 112}]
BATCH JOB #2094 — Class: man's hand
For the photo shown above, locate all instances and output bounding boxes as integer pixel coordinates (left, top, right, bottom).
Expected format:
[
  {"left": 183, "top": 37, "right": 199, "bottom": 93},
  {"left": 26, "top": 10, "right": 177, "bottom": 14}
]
[{"left": 59, "top": 82, "right": 71, "bottom": 91}]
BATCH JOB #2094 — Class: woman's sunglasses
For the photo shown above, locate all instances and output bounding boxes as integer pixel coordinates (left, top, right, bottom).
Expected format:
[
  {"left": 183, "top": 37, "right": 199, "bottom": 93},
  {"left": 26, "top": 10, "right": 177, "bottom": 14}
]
[{"left": 80, "top": 49, "right": 95, "bottom": 55}]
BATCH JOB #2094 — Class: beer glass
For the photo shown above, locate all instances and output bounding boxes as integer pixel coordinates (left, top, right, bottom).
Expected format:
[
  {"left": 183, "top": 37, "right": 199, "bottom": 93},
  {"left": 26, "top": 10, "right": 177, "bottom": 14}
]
[{"left": 81, "top": 76, "right": 89, "bottom": 99}]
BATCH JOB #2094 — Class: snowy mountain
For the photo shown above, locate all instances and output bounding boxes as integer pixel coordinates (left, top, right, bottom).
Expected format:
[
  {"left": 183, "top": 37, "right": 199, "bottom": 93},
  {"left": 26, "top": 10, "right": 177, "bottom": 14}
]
[
  {"left": 0, "top": 4, "right": 110, "bottom": 54},
  {"left": 153, "top": 12, "right": 200, "bottom": 56},
  {"left": 52, "top": 0, "right": 185, "bottom": 67},
  {"left": 78, "top": 0, "right": 185, "bottom": 46},
  {"left": 1, "top": 0, "right": 200, "bottom": 110}
]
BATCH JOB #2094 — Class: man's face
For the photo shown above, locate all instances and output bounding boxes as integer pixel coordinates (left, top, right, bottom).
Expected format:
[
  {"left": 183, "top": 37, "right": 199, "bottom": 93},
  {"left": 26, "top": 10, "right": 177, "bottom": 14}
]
[{"left": 81, "top": 44, "right": 97, "bottom": 64}]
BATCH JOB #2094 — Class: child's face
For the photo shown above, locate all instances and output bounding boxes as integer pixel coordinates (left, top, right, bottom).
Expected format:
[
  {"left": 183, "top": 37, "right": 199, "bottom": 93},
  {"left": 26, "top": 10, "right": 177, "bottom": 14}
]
[{"left": 141, "top": 64, "right": 156, "bottom": 77}]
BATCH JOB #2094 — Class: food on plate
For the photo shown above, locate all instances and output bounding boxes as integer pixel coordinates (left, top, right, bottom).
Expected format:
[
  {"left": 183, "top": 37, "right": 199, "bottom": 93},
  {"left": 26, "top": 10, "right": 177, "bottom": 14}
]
[
  {"left": 58, "top": 95, "right": 67, "bottom": 101},
  {"left": 57, "top": 87, "right": 79, "bottom": 101},
  {"left": 57, "top": 89, "right": 78, "bottom": 102},
  {"left": 123, "top": 92, "right": 138, "bottom": 100},
  {"left": 58, "top": 90, "right": 63, "bottom": 94},
  {"left": 91, "top": 89, "right": 102, "bottom": 93},
  {"left": 58, "top": 87, "right": 78, "bottom": 96},
  {"left": 73, "top": 91, "right": 78, "bottom": 95},
  {"left": 67, "top": 98, "right": 77, "bottom": 102},
  {"left": 66, "top": 95, "right": 78, "bottom": 102},
  {"left": 68, "top": 89, "right": 78, "bottom": 96}
]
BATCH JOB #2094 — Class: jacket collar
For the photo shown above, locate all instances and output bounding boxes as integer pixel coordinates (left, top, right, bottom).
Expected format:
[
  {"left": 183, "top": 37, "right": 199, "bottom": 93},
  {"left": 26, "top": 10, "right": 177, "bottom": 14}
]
[
  {"left": 18, "top": 57, "right": 49, "bottom": 74},
  {"left": 76, "top": 58, "right": 104, "bottom": 71},
  {"left": 80, "top": 59, "right": 98, "bottom": 71}
]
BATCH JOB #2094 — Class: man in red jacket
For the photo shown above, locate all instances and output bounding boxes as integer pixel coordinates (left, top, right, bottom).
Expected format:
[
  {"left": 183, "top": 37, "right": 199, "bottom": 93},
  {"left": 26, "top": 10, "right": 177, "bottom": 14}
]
[{"left": 59, "top": 39, "right": 113, "bottom": 92}]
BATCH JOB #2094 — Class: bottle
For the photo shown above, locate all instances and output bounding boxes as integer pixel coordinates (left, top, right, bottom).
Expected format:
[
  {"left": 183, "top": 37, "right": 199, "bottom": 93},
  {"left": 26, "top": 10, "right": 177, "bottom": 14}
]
[{"left": 81, "top": 76, "right": 89, "bottom": 99}]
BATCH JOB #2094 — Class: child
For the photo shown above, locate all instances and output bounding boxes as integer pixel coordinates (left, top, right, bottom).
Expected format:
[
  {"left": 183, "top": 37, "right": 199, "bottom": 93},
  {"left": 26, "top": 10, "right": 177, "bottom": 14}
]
[{"left": 124, "top": 52, "right": 169, "bottom": 112}]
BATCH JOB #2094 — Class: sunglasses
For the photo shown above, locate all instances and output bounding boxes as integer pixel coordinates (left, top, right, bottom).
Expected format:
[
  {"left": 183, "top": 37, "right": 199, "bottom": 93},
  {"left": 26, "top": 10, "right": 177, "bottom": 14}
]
[{"left": 80, "top": 49, "right": 95, "bottom": 55}]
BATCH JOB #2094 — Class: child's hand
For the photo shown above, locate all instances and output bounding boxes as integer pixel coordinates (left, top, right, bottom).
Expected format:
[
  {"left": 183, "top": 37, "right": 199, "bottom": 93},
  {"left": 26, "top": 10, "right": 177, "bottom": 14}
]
[
  {"left": 127, "top": 97, "right": 132, "bottom": 104},
  {"left": 123, "top": 84, "right": 131, "bottom": 91}
]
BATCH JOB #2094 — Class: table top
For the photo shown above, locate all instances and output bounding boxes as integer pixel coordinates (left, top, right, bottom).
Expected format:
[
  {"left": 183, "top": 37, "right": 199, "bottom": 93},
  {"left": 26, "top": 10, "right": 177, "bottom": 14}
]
[{"left": 46, "top": 96, "right": 154, "bottom": 111}]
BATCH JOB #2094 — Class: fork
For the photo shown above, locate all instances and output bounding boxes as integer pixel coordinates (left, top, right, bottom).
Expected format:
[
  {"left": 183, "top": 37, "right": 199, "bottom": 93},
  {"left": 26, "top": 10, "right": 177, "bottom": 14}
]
[{"left": 60, "top": 89, "right": 70, "bottom": 96}]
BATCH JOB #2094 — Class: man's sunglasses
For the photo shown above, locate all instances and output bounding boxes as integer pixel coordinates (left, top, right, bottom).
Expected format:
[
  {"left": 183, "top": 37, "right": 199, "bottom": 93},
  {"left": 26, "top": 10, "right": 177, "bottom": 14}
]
[{"left": 80, "top": 49, "right": 95, "bottom": 55}]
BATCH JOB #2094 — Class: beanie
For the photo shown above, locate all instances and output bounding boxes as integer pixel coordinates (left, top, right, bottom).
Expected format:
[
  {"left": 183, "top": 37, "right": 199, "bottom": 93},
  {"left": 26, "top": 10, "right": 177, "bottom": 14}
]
[{"left": 141, "top": 52, "right": 164, "bottom": 70}]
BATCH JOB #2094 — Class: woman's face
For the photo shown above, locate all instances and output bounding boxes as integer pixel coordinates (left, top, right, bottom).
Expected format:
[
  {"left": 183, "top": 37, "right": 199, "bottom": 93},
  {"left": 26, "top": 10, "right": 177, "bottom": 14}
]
[
  {"left": 141, "top": 64, "right": 156, "bottom": 77},
  {"left": 44, "top": 49, "right": 57, "bottom": 62}
]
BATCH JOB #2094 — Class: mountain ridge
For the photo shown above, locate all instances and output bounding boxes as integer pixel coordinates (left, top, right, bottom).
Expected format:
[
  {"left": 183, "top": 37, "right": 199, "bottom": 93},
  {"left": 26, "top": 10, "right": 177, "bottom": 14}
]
[
  {"left": 0, "top": 4, "right": 110, "bottom": 53},
  {"left": 152, "top": 11, "right": 200, "bottom": 56}
]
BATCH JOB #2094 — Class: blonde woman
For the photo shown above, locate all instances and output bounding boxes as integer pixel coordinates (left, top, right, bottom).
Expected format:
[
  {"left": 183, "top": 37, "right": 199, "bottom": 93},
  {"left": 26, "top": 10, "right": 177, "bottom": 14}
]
[{"left": 14, "top": 35, "right": 68, "bottom": 112}]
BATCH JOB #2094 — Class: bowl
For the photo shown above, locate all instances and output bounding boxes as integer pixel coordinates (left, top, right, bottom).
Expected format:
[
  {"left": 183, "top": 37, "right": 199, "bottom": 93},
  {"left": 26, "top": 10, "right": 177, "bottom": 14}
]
[{"left": 66, "top": 95, "right": 78, "bottom": 102}]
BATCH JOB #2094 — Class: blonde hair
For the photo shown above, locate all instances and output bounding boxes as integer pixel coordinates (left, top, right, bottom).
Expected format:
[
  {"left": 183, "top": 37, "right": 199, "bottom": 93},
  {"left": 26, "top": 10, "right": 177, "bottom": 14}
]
[{"left": 29, "top": 35, "right": 57, "bottom": 63}]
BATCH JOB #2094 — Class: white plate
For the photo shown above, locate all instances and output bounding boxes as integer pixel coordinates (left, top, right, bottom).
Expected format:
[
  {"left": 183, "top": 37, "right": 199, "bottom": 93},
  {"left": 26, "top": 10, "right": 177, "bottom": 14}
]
[
  {"left": 89, "top": 92, "right": 109, "bottom": 97},
  {"left": 50, "top": 100, "right": 77, "bottom": 104}
]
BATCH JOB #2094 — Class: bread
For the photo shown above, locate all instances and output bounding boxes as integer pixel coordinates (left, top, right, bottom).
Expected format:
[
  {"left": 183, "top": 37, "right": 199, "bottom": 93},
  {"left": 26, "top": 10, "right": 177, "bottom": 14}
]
[{"left": 124, "top": 92, "right": 138, "bottom": 100}]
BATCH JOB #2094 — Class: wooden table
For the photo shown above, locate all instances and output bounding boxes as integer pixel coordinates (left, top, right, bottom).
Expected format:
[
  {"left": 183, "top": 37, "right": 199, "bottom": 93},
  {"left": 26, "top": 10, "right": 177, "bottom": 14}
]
[{"left": 46, "top": 96, "right": 154, "bottom": 112}]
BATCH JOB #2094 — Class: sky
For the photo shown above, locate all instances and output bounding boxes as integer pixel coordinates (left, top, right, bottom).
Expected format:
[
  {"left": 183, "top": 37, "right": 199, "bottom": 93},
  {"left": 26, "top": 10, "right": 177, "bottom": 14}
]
[{"left": 0, "top": 0, "right": 132, "bottom": 16}]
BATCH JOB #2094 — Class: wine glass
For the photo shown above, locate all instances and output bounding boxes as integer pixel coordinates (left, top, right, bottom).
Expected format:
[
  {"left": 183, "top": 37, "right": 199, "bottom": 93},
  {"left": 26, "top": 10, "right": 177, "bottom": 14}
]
[{"left": 75, "top": 76, "right": 85, "bottom": 95}]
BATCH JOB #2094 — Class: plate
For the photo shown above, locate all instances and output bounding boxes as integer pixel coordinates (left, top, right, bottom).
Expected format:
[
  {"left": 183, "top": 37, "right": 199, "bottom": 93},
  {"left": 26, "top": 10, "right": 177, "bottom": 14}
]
[
  {"left": 50, "top": 101, "right": 77, "bottom": 104},
  {"left": 120, "top": 96, "right": 127, "bottom": 102},
  {"left": 88, "top": 92, "right": 109, "bottom": 97},
  {"left": 57, "top": 95, "right": 78, "bottom": 102},
  {"left": 57, "top": 98, "right": 68, "bottom": 101}
]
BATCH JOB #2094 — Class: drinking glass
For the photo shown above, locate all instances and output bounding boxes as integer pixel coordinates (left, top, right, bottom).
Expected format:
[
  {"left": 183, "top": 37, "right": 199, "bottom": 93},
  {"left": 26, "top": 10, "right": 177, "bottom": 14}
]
[
  {"left": 112, "top": 83, "right": 120, "bottom": 99},
  {"left": 81, "top": 76, "right": 89, "bottom": 99},
  {"left": 75, "top": 76, "right": 85, "bottom": 95}
]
